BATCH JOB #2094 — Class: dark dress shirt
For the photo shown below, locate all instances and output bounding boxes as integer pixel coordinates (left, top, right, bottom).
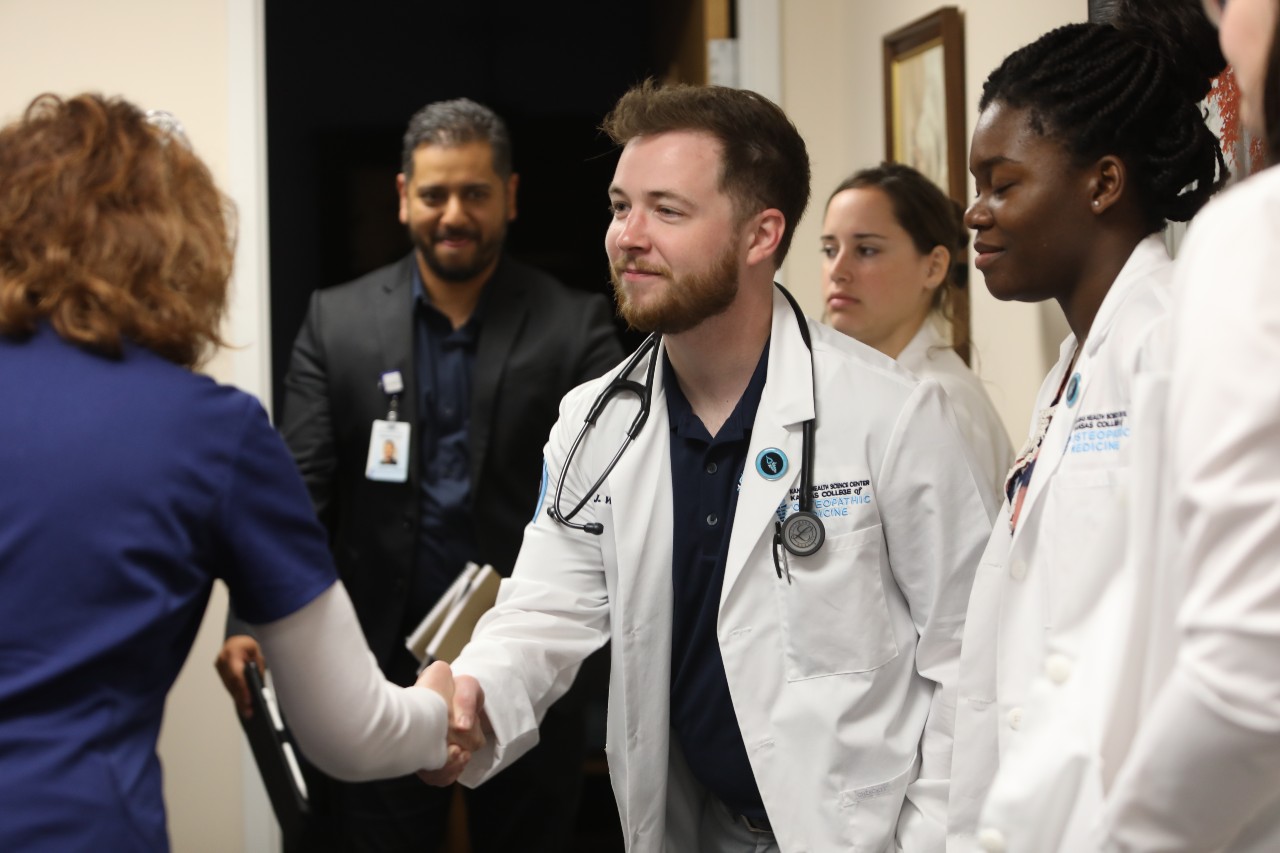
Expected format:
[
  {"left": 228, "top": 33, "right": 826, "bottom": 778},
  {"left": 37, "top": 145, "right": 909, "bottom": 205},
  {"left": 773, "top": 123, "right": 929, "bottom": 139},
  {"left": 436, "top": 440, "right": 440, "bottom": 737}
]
[
  {"left": 408, "top": 263, "right": 482, "bottom": 634},
  {"left": 667, "top": 341, "right": 771, "bottom": 823}
]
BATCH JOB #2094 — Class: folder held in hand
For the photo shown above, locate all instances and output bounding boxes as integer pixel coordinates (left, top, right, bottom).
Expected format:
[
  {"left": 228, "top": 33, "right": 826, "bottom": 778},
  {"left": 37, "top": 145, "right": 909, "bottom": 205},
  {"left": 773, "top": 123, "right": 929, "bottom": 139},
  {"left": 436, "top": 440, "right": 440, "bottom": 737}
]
[
  {"left": 405, "top": 562, "right": 501, "bottom": 665},
  {"left": 239, "top": 661, "right": 310, "bottom": 840}
]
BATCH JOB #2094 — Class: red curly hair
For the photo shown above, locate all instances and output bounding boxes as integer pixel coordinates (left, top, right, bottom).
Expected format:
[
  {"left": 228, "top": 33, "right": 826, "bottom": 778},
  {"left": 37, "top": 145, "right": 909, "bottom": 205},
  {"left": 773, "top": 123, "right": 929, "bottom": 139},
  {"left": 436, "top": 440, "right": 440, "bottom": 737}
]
[{"left": 0, "top": 93, "right": 234, "bottom": 367}]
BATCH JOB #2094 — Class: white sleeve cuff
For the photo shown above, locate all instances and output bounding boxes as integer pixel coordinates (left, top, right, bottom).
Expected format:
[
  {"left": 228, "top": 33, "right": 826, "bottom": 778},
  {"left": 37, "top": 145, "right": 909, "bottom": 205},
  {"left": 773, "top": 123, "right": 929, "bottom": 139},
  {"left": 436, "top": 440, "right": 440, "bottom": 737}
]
[{"left": 254, "top": 582, "right": 450, "bottom": 780}]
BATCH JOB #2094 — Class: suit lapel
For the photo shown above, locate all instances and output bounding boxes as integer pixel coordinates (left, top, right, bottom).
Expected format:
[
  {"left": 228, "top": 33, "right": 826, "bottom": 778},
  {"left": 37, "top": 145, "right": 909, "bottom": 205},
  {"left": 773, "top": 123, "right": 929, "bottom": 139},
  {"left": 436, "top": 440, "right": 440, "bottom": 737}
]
[
  {"left": 375, "top": 255, "right": 419, "bottom": 489},
  {"left": 470, "top": 259, "right": 527, "bottom": 487}
]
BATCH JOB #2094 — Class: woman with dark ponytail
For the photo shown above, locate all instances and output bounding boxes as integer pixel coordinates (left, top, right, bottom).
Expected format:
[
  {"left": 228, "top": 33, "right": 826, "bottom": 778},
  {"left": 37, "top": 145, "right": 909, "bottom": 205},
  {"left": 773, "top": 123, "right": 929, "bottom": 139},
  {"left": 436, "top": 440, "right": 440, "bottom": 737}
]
[
  {"left": 949, "top": 3, "right": 1228, "bottom": 850},
  {"left": 819, "top": 163, "right": 1012, "bottom": 498},
  {"left": 1096, "top": 2, "right": 1280, "bottom": 850}
]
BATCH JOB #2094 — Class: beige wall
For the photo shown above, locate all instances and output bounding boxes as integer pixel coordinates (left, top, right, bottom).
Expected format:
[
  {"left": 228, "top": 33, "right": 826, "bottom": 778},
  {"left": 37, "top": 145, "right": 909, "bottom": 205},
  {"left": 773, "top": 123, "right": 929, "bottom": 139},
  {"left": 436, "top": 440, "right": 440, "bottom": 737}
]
[
  {"left": 779, "top": 0, "right": 1083, "bottom": 440},
  {"left": 0, "top": 1, "right": 271, "bottom": 850}
]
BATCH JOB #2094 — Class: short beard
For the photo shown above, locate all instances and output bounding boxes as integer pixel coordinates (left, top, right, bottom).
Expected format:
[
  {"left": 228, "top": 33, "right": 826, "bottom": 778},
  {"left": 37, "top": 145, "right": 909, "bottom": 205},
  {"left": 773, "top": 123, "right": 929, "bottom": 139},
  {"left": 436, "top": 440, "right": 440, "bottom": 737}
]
[
  {"left": 410, "top": 226, "right": 504, "bottom": 284},
  {"left": 610, "top": 244, "right": 739, "bottom": 334}
]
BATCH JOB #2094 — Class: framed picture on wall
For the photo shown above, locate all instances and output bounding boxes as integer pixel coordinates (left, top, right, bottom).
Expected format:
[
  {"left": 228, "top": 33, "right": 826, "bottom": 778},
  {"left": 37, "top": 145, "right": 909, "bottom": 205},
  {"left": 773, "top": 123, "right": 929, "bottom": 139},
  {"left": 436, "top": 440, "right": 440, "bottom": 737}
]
[
  {"left": 883, "top": 6, "right": 969, "bottom": 360},
  {"left": 883, "top": 7, "right": 966, "bottom": 205}
]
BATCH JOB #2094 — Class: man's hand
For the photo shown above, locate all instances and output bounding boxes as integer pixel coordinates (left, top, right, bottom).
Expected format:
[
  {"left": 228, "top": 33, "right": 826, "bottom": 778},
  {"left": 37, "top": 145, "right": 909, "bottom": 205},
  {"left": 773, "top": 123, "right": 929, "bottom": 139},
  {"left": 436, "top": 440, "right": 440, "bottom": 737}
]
[
  {"left": 417, "top": 671, "right": 488, "bottom": 786},
  {"left": 214, "top": 635, "right": 266, "bottom": 719}
]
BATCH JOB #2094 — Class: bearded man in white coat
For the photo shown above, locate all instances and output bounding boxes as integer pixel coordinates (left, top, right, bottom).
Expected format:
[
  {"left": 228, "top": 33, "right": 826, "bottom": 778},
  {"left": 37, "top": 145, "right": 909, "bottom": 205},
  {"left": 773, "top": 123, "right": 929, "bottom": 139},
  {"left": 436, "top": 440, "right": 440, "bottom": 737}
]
[{"left": 425, "top": 81, "right": 998, "bottom": 853}]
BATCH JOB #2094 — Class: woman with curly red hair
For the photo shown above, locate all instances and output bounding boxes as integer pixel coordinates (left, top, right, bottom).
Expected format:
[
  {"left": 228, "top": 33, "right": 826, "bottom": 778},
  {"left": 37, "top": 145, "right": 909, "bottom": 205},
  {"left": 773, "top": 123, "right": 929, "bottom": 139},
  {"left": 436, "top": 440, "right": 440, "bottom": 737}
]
[{"left": 0, "top": 94, "right": 464, "bottom": 851}]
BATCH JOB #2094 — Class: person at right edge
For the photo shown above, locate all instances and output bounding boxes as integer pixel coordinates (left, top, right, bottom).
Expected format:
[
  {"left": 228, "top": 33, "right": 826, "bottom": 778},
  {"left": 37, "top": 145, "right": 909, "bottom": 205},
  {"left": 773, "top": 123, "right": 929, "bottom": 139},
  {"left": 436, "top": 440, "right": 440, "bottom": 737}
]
[
  {"left": 216, "top": 98, "right": 622, "bottom": 852},
  {"left": 948, "top": 2, "right": 1229, "bottom": 851},
  {"left": 1097, "top": 0, "right": 1280, "bottom": 849}
]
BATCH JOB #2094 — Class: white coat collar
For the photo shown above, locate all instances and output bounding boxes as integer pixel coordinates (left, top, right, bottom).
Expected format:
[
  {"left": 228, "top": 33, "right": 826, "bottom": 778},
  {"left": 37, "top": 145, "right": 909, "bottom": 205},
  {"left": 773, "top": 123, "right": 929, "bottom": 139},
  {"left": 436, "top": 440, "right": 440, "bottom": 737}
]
[
  {"left": 1034, "top": 234, "right": 1171, "bottom": 415},
  {"left": 606, "top": 285, "right": 815, "bottom": 616},
  {"left": 722, "top": 286, "right": 815, "bottom": 598},
  {"left": 1080, "top": 234, "right": 1171, "bottom": 358},
  {"left": 1011, "top": 235, "right": 1170, "bottom": 545},
  {"left": 897, "top": 316, "right": 949, "bottom": 373}
]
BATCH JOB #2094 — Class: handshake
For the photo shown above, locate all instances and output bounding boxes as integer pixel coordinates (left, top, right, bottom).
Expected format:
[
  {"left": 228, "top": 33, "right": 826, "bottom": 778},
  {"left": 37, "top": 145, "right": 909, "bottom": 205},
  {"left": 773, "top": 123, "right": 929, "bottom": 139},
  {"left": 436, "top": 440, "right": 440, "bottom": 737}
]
[{"left": 414, "top": 661, "right": 488, "bottom": 786}]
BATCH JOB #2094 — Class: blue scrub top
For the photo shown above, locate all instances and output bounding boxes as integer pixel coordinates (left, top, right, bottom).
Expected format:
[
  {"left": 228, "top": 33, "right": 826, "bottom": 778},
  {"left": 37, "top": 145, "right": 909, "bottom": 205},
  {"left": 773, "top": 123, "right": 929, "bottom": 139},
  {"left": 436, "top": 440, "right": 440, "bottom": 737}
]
[{"left": 0, "top": 326, "right": 337, "bottom": 851}]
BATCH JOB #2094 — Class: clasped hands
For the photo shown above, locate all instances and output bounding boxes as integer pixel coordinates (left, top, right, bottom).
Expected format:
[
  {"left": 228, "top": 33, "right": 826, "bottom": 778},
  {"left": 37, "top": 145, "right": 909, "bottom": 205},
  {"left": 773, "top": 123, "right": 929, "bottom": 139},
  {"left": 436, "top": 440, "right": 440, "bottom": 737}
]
[{"left": 415, "top": 661, "right": 488, "bottom": 786}]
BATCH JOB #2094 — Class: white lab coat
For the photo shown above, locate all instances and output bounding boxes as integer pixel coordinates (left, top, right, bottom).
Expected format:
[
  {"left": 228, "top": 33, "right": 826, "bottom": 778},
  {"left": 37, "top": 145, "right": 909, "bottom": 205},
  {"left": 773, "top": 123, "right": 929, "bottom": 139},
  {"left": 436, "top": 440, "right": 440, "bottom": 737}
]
[
  {"left": 453, "top": 287, "right": 997, "bottom": 853},
  {"left": 897, "top": 320, "right": 1013, "bottom": 500},
  {"left": 949, "top": 236, "right": 1174, "bottom": 853},
  {"left": 1095, "top": 167, "right": 1280, "bottom": 852}
]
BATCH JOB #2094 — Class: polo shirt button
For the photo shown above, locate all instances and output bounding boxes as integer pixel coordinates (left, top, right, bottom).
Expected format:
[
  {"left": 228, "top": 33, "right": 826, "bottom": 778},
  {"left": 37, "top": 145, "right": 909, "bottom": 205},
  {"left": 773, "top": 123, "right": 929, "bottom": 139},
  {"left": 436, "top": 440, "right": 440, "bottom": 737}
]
[
  {"left": 706, "top": 513, "right": 719, "bottom": 526},
  {"left": 1007, "top": 707, "right": 1023, "bottom": 730},
  {"left": 978, "top": 827, "right": 1006, "bottom": 852},
  {"left": 706, "top": 462, "right": 718, "bottom": 474},
  {"left": 1045, "top": 654, "right": 1073, "bottom": 684}
]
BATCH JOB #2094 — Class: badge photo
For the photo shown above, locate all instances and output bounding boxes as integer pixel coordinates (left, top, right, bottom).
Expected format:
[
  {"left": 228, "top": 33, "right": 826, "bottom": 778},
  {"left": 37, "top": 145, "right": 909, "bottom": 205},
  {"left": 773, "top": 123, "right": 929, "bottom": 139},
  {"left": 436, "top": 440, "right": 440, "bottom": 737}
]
[{"left": 365, "top": 419, "right": 411, "bottom": 482}]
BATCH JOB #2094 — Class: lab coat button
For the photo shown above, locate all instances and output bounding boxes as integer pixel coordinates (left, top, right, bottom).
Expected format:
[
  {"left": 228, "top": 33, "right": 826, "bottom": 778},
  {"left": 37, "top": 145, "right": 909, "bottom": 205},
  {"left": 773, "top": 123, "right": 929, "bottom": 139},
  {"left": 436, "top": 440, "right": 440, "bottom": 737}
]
[
  {"left": 1045, "top": 654, "right": 1073, "bottom": 684},
  {"left": 978, "top": 828, "right": 1007, "bottom": 852},
  {"left": 1009, "top": 560, "right": 1028, "bottom": 581},
  {"left": 1007, "top": 707, "right": 1023, "bottom": 730}
]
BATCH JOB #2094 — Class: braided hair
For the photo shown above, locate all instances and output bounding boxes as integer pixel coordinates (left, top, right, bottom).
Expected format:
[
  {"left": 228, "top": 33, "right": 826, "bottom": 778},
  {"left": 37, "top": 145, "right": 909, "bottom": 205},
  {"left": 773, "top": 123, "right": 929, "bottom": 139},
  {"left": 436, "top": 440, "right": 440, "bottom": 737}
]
[{"left": 980, "top": 0, "right": 1227, "bottom": 232}]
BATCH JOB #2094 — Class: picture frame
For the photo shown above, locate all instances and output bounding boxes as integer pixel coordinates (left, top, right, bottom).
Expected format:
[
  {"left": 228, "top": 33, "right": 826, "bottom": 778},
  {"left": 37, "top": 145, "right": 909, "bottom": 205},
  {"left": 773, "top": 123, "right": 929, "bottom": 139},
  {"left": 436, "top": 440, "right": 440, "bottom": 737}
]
[
  {"left": 883, "top": 7, "right": 969, "bottom": 361},
  {"left": 883, "top": 7, "right": 966, "bottom": 206}
]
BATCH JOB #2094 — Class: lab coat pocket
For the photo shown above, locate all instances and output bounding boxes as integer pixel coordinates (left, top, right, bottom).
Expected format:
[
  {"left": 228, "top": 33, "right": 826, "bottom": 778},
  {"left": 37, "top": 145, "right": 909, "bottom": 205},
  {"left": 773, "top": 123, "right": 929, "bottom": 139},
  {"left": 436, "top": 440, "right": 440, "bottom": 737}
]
[
  {"left": 776, "top": 523, "right": 898, "bottom": 681},
  {"left": 1048, "top": 467, "right": 1129, "bottom": 629},
  {"left": 839, "top": 759, "right": 915, "bottom": 852}
]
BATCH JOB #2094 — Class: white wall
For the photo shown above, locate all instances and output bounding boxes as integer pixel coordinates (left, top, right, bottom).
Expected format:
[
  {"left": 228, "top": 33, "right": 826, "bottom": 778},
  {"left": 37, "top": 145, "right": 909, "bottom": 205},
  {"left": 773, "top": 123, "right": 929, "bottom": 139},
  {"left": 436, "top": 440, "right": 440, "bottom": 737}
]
[
  {"left": 778, "top": 0, "right": 1084, "bottom": 439},
  {"left": 0, "top": 1, "right": 272, "bottom": 850}
]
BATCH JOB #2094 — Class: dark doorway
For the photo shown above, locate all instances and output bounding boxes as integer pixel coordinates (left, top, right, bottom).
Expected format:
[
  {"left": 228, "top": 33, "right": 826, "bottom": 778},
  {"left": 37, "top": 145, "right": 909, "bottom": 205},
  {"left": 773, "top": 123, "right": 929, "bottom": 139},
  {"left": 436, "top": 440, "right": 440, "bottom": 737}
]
[
  {"left": 264, "top": 0, "right": 684, "bottom": 410},
  {"left": 263, "top": 3, "right": 694, "bottom": 851}
]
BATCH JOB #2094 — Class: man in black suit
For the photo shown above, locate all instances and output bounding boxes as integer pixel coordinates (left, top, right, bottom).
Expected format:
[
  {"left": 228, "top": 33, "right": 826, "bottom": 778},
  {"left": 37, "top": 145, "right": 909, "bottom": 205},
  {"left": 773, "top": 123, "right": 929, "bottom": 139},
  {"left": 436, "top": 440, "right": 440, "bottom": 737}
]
[{"left": 216, "top": 98, "right": 622, "bottom": 852}]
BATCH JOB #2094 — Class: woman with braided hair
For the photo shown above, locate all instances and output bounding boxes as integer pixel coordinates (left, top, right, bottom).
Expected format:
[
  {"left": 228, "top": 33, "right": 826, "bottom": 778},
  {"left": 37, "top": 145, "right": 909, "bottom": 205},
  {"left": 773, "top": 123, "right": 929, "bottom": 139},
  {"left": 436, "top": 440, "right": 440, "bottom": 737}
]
[
  {"left": 1096, "top": 1, "right": 1280, "bottom": 849},
  {"left": 949, "top": 2, "right": 1228, "bottom": 850}
]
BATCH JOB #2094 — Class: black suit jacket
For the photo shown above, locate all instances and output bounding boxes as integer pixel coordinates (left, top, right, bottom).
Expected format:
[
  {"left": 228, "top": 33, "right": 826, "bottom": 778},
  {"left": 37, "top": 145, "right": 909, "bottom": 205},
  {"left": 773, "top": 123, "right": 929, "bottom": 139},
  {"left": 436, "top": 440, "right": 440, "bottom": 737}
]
[{"left": 242, "top": 254, "right": 621, "bottom": 673}]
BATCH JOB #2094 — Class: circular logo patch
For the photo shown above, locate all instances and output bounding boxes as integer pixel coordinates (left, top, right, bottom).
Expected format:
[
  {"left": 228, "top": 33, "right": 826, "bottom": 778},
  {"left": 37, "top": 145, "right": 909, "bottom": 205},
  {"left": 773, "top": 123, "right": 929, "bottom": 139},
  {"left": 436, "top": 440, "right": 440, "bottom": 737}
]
[
  {"left": 1065, "top": 372, "right": 1081, "bottom": 407},
  {"left": 755, "top": 448, "right": 788, "bottom": 481}
]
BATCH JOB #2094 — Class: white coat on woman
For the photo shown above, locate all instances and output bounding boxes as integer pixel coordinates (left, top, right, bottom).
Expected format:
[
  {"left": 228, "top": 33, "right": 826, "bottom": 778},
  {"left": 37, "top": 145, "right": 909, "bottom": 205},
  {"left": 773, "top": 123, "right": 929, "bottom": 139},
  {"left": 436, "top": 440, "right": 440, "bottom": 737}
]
[
  {"left": 948, "top": 235, "right": 1173, "bottom": 852},
  {"left": 1095, "top": 166, "right": 1280, "bottom": 853},
  {"left": 897, "top": 319, "right": 1013, "bottom": 499},
  {"left": 452, "top": 287, "right": 997, "bottom": 853}
]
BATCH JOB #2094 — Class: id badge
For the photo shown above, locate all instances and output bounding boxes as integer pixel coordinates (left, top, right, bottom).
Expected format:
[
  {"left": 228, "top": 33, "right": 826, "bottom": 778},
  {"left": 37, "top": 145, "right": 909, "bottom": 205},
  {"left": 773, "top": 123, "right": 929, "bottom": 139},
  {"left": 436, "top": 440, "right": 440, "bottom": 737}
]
[{"left": 365, "top": 419, "right": 410, "bottom": 482}]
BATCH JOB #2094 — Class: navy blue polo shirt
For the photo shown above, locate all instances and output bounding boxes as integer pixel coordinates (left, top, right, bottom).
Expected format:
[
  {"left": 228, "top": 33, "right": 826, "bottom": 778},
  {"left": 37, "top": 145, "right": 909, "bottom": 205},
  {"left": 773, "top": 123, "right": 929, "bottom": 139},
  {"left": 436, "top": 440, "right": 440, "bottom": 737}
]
[
  {"left": 667, "top": 340, "right": 771, "bottom": 822},
  {"left": 407, "top": 264, "right": 481, "bottom": 633}
]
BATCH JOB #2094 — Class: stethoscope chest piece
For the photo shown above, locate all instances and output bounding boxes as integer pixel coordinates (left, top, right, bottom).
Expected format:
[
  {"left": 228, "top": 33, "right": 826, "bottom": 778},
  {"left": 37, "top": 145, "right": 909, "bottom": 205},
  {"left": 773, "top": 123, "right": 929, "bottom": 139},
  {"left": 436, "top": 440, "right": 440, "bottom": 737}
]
[{"left": 780, "top": 509, "right": 825, "bottom": 557}]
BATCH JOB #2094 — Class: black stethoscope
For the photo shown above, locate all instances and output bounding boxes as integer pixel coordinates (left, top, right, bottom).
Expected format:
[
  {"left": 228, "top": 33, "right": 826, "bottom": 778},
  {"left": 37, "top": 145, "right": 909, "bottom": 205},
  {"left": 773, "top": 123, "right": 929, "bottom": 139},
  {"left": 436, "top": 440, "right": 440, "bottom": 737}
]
[{"left": 546, "top": 284, "right": 826, "bottom": 577}]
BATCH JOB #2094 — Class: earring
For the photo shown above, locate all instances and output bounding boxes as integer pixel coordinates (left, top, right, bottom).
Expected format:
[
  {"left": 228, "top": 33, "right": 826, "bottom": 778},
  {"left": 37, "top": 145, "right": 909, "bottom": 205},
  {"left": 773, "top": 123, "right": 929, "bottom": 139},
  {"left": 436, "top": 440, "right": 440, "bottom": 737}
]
[{"left": 1092, "top": 200, "right": 1100, "bottom": 208}]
